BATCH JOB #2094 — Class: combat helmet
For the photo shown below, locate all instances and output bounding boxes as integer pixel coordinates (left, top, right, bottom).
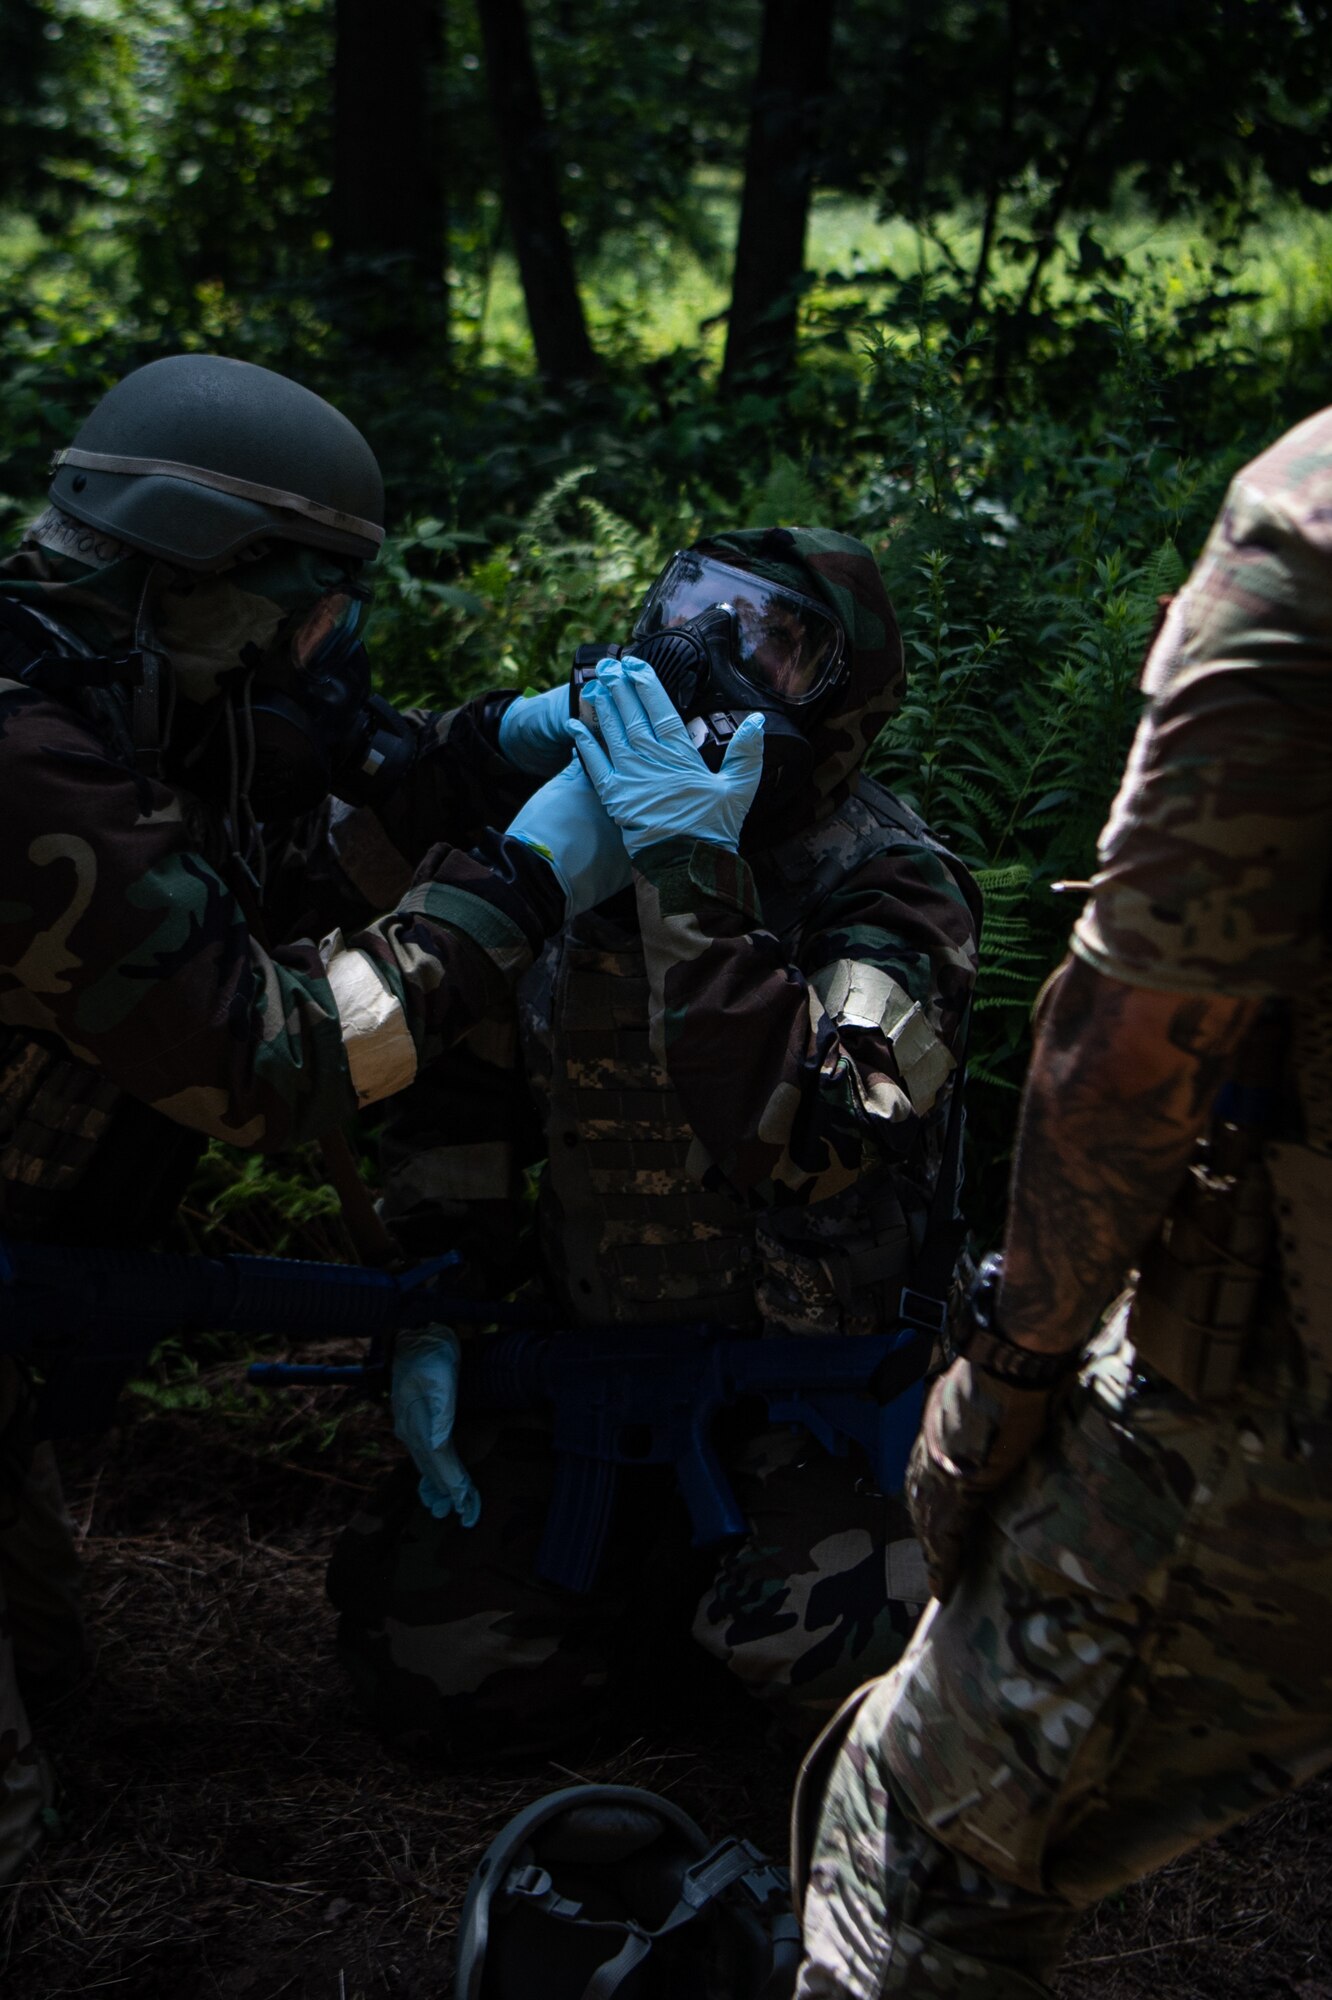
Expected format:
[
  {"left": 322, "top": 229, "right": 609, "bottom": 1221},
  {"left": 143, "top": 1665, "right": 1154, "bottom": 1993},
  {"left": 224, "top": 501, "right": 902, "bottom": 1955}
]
[
  {"left": 49, "top": 353, "right": 384, "bottom": 572},
  {"left": 454, "top": 1784, "right": 799, "bottom": 2000}
]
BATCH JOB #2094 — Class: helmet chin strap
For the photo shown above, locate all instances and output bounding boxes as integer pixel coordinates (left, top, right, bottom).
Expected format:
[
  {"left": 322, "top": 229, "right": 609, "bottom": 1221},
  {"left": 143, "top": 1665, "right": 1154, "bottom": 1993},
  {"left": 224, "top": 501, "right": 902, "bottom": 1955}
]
[
  {"left": 130, "top": 562, "right": 268, "bottom": 896},
  {"left": 129, "top": 562, "right": 174, "bottom": 782}
]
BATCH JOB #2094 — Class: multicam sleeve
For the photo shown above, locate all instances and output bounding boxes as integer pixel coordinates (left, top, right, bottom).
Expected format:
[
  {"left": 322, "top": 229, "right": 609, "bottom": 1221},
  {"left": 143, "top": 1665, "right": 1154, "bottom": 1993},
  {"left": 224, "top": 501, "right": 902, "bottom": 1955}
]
[
  {"left": 1073, "top": 441, "right": 1332, "bottom": 998},
  {"left": 0, "top": 690, "right": 560, "bottom": 1151},
  {"left": 631, "top": 834, "right": 978, "bottom": 1206}
]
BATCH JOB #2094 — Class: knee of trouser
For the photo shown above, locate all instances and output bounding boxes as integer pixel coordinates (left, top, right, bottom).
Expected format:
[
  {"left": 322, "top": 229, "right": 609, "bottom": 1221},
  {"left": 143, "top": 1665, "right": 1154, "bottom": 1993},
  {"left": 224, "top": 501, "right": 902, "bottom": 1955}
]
[
  {"left": 694, "top": 1480, "right": 925, "bottom": 1724},
  {"left": 334, "top": 1605, "right": 614, "bottom": 1762},
  {"left": 329, "top": 1467, "right": 621, "bottom": 1760},
  {"left": 795, "top": 1675, "right": 1077, "bottom": 2000},
  {"left": 799, "top": 1819, "right": 1066, "bottom": 2000}
]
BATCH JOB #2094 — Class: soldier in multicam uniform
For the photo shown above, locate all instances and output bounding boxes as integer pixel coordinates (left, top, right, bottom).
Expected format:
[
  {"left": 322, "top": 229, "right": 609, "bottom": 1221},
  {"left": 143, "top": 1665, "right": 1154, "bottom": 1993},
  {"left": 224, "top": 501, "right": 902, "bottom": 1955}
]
[
  {"left": 327, "top": 527, "right": 982, "bottom": 1759},
  {"left": 0, "top": 353, "right": 630, "bottom": 1880},
  {"left": 793, "top": 411, "right": 1332, "bottom": 1997}
]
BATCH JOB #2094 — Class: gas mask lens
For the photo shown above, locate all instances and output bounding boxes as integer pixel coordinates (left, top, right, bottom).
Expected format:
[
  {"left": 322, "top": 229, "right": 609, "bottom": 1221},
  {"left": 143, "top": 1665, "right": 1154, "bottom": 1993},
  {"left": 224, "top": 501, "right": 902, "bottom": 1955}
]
[
  {"left": 290, "top": 590, "right": 363, "bottom": 673},
  {"left": 634, "top": 551, "right": 844, "bottom": 708}
]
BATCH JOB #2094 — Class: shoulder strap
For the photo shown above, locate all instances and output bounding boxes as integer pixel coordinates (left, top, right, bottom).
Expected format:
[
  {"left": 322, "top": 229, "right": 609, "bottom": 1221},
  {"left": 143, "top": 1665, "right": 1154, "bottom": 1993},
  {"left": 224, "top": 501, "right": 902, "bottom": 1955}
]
[
  {"left": 754, "top": 774, "right": 983, "bottom": 949},
  {"left": 0, "top": 593, "right": 148, "bottom": 769},
  {"left": 0, "top": 596, "right": 58, "bottom": 682},
  {"left": 854, "top": 773, "right": 985, "bottom": 931},
  {"left": 0, "top": 594, "right": 146, "bottom": 696}
]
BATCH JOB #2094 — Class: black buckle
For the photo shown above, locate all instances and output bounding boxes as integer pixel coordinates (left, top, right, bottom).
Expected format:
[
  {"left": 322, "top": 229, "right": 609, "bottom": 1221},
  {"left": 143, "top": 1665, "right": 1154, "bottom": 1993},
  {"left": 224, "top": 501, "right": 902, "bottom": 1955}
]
[{"left": 898, "top": 1286, "right": 947, "bottom": 1336}]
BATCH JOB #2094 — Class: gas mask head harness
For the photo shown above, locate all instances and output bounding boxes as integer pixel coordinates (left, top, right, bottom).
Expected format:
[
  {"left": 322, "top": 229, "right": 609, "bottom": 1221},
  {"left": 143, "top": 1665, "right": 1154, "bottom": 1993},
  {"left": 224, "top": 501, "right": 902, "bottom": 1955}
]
[
  {"left": 238, "top": 582, "right": 415, "bottom": 820},
  {"left": 570, "top": 547, "right": 849, "bottom": 825}
]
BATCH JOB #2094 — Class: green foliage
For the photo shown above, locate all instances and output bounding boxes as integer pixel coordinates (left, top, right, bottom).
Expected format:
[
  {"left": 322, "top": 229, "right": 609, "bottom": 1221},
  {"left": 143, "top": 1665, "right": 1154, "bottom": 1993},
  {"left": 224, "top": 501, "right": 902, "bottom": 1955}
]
[
  {"left": 370, "top": 467, "right": 692, "bottom": 709},
  {"left": 182, "top": 1140, "right": 351, "bottom": 1259},
  {"left": 4, "top": 1, "right": 1331, "bottom": 1231}
]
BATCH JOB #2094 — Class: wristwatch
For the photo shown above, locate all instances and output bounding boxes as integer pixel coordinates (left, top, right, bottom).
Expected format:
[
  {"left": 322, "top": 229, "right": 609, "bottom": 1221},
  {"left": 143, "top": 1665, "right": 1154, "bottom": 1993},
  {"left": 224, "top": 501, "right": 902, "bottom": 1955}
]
[{"left": 954, "top": 1253, "right": 1083, "bottom": 1389}]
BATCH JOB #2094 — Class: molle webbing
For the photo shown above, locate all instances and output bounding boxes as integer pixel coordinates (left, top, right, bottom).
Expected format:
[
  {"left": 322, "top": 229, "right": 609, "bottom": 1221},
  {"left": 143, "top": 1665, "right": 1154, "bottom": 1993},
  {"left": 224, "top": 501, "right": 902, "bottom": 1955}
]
[
  {"left": 535, "top": 933, "right": 756, "bottom": 1326},
  {"left": 525, "top": 776, "right": 974, "bottom": 1333}
]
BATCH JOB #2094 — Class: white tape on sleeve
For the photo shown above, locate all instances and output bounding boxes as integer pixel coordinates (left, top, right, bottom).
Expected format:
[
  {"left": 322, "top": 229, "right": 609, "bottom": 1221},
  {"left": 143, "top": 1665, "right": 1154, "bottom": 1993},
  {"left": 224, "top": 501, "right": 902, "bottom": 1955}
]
[{"left": 320, "top": 929, "right": 418, "bottom": 1107}]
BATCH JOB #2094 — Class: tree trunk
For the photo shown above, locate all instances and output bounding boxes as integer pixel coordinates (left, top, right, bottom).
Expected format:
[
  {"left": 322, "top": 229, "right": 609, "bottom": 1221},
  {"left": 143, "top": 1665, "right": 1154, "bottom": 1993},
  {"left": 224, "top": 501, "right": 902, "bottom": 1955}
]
[
  {"left": 721, "top": 0, "right": 836, "bottom": 395},
  {"left": 990, "top": 51, "right": 1119, "bottom": 401},
  {"left": 473, "top": 0, "right": 599, "bottom": 385},
  {"left": 332, "top": 0, "right": 445, "bottom": 355},
  {"left": 968, "top": 0, "right": 1024, "bottom": 321}
]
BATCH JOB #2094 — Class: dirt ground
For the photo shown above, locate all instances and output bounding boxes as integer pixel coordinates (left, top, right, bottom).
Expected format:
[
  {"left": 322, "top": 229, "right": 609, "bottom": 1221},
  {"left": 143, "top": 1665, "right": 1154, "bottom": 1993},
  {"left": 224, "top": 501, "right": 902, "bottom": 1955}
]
[{"left": 4, "top": 1386, "right": 1331, "bottom": 2000}]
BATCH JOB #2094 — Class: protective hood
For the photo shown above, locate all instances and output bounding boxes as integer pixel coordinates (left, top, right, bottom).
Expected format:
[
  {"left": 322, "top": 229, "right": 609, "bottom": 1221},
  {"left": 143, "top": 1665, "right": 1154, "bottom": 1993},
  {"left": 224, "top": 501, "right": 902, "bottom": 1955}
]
[{"left": 699, "top": 526, "right": 904, "bottom": 827}]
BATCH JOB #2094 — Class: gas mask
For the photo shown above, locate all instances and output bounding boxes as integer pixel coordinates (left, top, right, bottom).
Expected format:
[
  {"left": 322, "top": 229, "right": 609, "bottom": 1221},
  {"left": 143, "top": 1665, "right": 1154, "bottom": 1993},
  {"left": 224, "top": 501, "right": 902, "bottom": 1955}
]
[
  {"left": 243, "top": 588, "right": 415, "bottom": 819},
  {"left": 570, "top": 550, "right": 848, "bottom": 825},
  {"left": 151, "top": 542, "right": 414, "bottom": 824}
]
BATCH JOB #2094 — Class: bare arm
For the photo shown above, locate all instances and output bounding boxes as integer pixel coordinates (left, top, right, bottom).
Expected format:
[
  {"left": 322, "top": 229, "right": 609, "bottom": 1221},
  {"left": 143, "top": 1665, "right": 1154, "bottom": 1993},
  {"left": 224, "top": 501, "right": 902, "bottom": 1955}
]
[{"left": 997, "top": 954, "right": 1259, "bottom": 1354}]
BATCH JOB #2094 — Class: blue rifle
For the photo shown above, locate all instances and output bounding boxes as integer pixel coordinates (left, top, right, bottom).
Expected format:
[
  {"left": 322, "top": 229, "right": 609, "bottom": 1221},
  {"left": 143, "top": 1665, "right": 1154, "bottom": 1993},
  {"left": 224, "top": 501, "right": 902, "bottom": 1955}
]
[
  {"left": 361, "top": 1316, "right": 935, "bottom": 1594},
  {"left": 0, "top": 1232, "right": 937, "bottom": 1595},
  {"left": 0, "top": 1232, "right": 535, "bottom": 1438}
]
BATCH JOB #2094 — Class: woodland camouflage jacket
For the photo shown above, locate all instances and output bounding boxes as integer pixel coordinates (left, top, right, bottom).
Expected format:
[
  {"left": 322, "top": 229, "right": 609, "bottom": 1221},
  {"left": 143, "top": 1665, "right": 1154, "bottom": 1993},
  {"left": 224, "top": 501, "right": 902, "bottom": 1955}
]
[
  {"left": 385, "top": 529, "right": 982, "bottom": 1331},
  {"left": 0, "top": 625, "right": 550, "bottom": 1187}
]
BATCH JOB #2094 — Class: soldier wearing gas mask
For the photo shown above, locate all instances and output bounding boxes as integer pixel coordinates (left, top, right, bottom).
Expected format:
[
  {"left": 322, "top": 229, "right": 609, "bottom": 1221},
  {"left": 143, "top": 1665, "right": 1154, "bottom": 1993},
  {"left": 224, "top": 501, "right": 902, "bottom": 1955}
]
[
  {"left": 328, "top": 527, "right": 982, "bottom": 1761},
  {"left": 0, "top": 353, "right": 627, "bottom": 1880}
]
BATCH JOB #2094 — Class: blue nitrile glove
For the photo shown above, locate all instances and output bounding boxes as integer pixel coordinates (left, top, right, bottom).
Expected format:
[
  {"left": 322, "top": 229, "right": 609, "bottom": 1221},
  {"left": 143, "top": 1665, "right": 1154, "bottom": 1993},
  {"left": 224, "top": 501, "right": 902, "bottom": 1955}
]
[
  {"left": 496, "top": 685, "right": 575, "bottom": 776},
  {"left": 505, "top": 756, "right": 633, "bottom": 916},
  {"left": 391, "top": 1328, "right": 480, "bottom": 1526},
  {"left": 571, "top": 658, "right": 765, "bottom": 856}
]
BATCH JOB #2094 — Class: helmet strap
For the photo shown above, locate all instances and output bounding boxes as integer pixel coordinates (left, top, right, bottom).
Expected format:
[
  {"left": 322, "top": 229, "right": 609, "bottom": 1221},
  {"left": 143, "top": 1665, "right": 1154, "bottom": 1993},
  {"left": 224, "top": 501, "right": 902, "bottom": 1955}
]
[{"left": 129, "top": 562, "right": 173, "bottom": 782}]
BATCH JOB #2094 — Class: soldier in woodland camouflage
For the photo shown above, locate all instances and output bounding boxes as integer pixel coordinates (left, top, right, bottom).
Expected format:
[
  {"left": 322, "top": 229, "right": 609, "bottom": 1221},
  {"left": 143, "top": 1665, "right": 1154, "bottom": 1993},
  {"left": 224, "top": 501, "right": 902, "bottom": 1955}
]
[
  {"left": 328, "top": 527, "right": 981, "bottom": 1756},
  {"left": 794, "top": 410, "right": 1332, "bottom": 1997},
  {"left": 0, "top": 354, "right": 623, "bottom": 1880}
]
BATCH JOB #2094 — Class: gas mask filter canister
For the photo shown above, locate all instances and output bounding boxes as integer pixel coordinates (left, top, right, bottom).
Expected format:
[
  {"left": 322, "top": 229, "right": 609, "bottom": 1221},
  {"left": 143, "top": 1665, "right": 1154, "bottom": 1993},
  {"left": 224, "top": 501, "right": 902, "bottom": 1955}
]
[{"left": 569, "top": 549, "right": 848, "bottom": 826}]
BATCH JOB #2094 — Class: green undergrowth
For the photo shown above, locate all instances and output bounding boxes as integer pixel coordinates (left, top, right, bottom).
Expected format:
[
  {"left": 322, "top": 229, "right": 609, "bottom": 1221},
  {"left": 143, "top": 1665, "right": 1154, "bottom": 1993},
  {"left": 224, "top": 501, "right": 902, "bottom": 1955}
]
[
  {"left": 3, "top": 189, "right": 1322, "bottom": 1243},
  {"left": 357, "top": 301, "right": 1233, "bottom": 1225}
]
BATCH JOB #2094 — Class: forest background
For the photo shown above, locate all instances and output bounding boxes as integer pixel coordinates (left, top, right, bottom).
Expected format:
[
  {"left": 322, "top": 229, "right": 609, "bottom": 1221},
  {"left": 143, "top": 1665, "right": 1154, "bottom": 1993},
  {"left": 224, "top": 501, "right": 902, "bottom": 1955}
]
[
  {"left": 4, "top": 0, "right": 1332, "bottom": 1235},
  {"left": 6, "top": 6, "right": 1332, "bottom": 1992}
]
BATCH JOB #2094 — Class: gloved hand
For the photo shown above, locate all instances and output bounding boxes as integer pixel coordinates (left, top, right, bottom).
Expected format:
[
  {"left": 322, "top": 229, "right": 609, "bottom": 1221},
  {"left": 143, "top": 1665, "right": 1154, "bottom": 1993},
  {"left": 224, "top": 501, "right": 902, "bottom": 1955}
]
[
  {"left": 497, "top": 685, "right": 575, "bottom": 777},
  {"left": 391, "top": 1327, "right": 480, "bottom": 1526},
  {"left": 506, "top": 757, "right": 633, "bottom": 916},
  {"left": 906, "top": 1357, "right": 1057, "bottom": 1603},
  {"left": 571, "top": 658, "right": 765, "bottom": 856},
  {"left": 906, "top": 1253, "right": 1082, "bottom": 1602}
]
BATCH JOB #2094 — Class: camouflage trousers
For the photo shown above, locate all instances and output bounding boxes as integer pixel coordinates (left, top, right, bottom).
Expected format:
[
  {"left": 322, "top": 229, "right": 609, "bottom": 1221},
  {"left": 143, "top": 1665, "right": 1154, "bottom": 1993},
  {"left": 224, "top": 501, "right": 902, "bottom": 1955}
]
[
  {"left": 795, "top": 1312, "right": 1332, "bottom": 1997},
  {"left": 0, "top": 1359, "right": 85, "bottom": 1886},
  {"left": 327, "top": 1408, "right": 928, "bottom": 1760}
]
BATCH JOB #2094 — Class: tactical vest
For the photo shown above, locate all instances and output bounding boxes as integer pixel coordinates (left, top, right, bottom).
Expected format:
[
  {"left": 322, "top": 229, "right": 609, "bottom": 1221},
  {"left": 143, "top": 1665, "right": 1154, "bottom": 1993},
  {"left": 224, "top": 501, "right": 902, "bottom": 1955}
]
[{"left": 517, "top": 776, "right": 980, "bottom": 1332}]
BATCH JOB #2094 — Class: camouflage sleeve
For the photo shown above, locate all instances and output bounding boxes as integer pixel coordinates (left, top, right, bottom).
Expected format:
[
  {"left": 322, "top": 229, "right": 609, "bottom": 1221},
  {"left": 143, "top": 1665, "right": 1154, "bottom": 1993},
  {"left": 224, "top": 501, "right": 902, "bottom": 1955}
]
[
  {"left": 632, "top": 834, "right": 978, "bottom": 1206},
  {"left": 1074, "top": 412, "right": 1332, "bottom": 998},
  {"left": 0, "top": 688, "right": 560, "bottom": 1151},
  {"left": 263, "top": 691, "right": 536, "bottom": 941}
]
